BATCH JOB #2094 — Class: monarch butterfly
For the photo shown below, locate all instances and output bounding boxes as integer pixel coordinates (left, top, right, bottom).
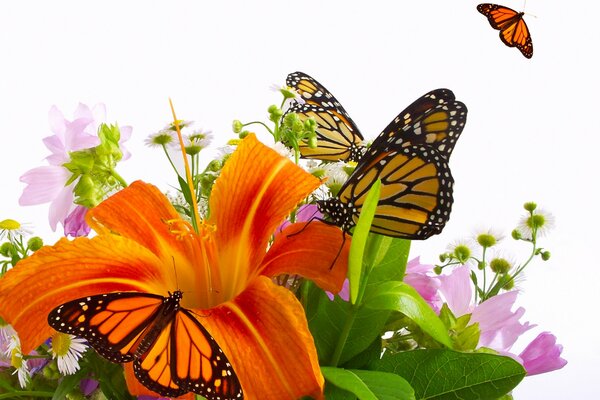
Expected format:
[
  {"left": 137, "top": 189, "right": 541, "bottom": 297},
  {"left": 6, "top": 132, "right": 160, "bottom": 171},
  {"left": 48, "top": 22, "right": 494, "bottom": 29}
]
[
  {"left": 48, "top": 290, "right": 243, "bottom": 399},
  {"left": 477, "top": 3, "right": 533, "bottom": 59},
  {"left": 285, "top": 71, "right": 467, "bottom": 162},
  {"left": 317, "top": 144, "right": 454, "bottom": 239}
]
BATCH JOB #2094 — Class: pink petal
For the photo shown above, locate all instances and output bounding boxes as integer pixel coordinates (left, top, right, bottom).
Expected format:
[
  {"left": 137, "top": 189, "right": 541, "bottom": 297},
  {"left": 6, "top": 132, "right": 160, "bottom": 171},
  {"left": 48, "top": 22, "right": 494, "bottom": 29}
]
[
  {"left": 19, "top": 166, "right": 71, "bottom": 205},
  {"left": 73, "top": 103, "right": 93, "bottom": 120},
  {"left": 519, "top": 332, "right": 567, "bottom": 375},
  {"left": 48, "top": 105, "right": 66, "bottom": 136},
  {"left": 64, "top": 205, "right": 91, "bottom": 237},
  {"left": 119, "top": 125, "right": 133, "bottom": 161},
  {"left": 438, "top": 265, "right": 473, "bottom": 316},
  {"left": 48, "top": 184, "right": 75, "bottom": 231},
  {"left": 91, "top": 103, "right": 107, "bottom": 124},
  {"left": 472, "top": 291, "right": 535, "bottom": 351},
  {"left": 64, "top": 118, "right": 99, "bottom": 151},
  {"left": 406, "top": 256, "right": 435, "bottom": 274}
]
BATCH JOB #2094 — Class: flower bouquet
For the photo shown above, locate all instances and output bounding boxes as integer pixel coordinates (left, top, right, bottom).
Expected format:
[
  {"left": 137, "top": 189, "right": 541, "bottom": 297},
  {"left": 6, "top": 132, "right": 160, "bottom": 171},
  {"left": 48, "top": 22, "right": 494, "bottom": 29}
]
[{"left": 0, "top": 72, "right": 565, "bottom": 400}]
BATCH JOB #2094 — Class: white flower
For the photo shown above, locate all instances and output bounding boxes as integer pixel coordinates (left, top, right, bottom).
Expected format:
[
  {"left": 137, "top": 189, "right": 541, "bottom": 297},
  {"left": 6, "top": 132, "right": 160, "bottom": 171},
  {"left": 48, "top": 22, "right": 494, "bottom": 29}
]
[
  {"left": 322, "top": 161, "right": 351, "bottom": 188},
  {"left": 270, "top": 83, "right": 306, "bottom": 109},
  {"left": 144, "top": 129, "right": 177, "bottom": 148},
  {"left": 0, "top": 219, "right": 33, "bottom": 242},
  {"left": 473, "top": 226, "right": 504, "bottom": 247},
  {"left": 49, "top": 332, "right": 88, "bottom": 375},
  {"left": 518, "top": 208, "right": 555, "bottom": 239},
  {"left": 5, "top": 331, "right": 30, "bottom": 388},
  {"left": 270, "top": 141, "right": 294, "bottom": 159}
]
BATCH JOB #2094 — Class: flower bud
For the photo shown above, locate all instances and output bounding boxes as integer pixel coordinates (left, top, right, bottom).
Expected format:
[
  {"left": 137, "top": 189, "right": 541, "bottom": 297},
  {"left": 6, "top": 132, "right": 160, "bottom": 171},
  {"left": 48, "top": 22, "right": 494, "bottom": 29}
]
[
  {"left": 490, "top": 257, "right": 511, "bottom": 274},
  {"left": 206, "top": 159, "right": 222, "bottom": 172},
  {"left": 453, "top": 244, "right": 471, "bottom": 264},
  {"left": 308, "top": 135, "right": 318, "bottom": 149},
  {"left": 27, "top": 237, "right": 44, "bottom": 252},
  {"left": 439, "top": 253, "right": 448, "bottom": 262},
  {"left": 541, "top": 251, "right": 551, "bottom": 261},
  {"left": 511, "top": 229, "right": 522, "bottom": 240},
  {"left": 477, "top": 233, "right": 497, "bottom": 248},
  {"left": 239, "top": 131, "right": 250, "bottom": 139},
  {"left": 477, "top": 261, "right": 486, "bottom": 270},
  {"left": 433, "top": 265, "right": 443, "bottom": 275},
  {"left": 0, "top": 242, "right": 13, "bottom": 257},
  {"left": 502, "top": 276, "right": 515, "bottom": 290},
  {"left": 523, "top": 201, "right": 537, "bottom": 212},
  {"left": 232, "top": 120, "right": 243, "bottom": 133}
]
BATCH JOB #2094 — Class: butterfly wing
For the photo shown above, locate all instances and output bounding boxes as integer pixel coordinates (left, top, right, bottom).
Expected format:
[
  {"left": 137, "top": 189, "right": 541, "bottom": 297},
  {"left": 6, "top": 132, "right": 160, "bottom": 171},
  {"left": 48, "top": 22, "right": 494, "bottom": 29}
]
[
  {"left": 48, "top": 292, "right": 167, "bottom": 363},
  {"left": 286, "top": 71, "right": 365, "bottom": 161},
  {"left": 371, "top": 89, "right": 467, "bottom": 160},
  {"left": 134, "top": 308, "right": 242, "bottom": 399},
  {"left": 335, "top": 145, "right": 453, "bottom": 239},
  {"left": 477, "top": 3, "right": 533, "bottom": 58}
]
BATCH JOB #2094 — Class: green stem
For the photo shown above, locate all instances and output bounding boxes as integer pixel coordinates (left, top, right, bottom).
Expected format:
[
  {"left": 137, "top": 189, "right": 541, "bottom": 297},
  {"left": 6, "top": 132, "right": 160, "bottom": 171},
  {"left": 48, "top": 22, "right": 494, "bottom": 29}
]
[
  {"left": 162, "top": 145, "right": 181, "bottom": 177},
  {"left": 329, "top": 305, "right": 358, "bottom": 367},
  {"left": 109, "top": 169, "right": 128, "bottom": 188},
  {"left": 244, "top": 121, "right": 274, "bottom": 136}
]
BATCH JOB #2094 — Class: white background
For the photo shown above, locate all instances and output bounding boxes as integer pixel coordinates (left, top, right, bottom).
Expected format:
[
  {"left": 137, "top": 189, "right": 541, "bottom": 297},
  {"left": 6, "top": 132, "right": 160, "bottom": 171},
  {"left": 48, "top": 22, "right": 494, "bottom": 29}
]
[{"left": 1, "top": 1, "right": 597, "bottom": 398}]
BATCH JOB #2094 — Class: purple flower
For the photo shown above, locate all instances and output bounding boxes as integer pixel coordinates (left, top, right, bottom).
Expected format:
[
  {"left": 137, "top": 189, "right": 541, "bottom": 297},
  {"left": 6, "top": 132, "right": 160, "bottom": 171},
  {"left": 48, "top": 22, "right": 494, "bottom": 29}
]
[
  {"left": 80, "top": 379, "right": 99, "bottom": 396},
  {"left": 63, "top": 205, "right": 91, "bottom": 237},
  {"left": 326, "top": 278, "right": 350, "bottom": 301},
  {"left": 404, "top": 257, "right": 441, "bottom": 311},
  {"left": 19, "top": 103, "right": 131, "bottom": 232},
  {"left": 278, "top": 204, "right": 322, "bottom": 234},
  {"left": 471, "top": 291, "right": 535, "bottom": 351},
  {"left": 518, "top": 332, "right": 567, "bottom": 375},
  {"left": 437, "top": 265, "right": 473, "bottom": 316}
]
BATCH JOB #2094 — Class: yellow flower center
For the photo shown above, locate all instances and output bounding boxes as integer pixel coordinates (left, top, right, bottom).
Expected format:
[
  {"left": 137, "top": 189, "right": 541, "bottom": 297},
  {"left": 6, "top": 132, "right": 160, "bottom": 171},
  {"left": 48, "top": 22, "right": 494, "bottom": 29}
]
[
  {"left": 10, "top": 348, "right": 23, "bottom": 369},
  {"left": 0, "top": 219, "right": 21, "bottom": 230},
  {"left": 51, "top": 332, "right": 72, "bottom": 357}
]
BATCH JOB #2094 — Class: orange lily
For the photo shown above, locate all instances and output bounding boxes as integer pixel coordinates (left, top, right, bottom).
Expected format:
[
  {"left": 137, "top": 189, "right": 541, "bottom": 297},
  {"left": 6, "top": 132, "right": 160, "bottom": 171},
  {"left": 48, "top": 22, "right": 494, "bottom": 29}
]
[{"left": 0, "top": 134, "right": 349, "bottom": 399}]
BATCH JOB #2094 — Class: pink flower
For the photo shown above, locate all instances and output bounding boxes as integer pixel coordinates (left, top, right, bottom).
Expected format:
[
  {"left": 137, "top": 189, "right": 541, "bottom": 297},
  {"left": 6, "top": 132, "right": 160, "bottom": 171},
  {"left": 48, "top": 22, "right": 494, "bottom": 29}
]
[
  {"left": 63, "top": 205, "right": 91, "bottom": 237},
  {"left": 278, "top": 204, "right": 322, "bottom": 234},
  {"left": 518, "top": 332, "right": 567, "bottom": 375},
  {"left": 404, "top": 257, "right": 441, "bottom": 311},
  {"left": 19, "top": 103, "right": 131, "bottom": 232},
  {"left": 471, "top": 291, "right": 535, "bottom": 351},
  {"left": 326, "top": 278, "right": 350, "bottom": 301}
]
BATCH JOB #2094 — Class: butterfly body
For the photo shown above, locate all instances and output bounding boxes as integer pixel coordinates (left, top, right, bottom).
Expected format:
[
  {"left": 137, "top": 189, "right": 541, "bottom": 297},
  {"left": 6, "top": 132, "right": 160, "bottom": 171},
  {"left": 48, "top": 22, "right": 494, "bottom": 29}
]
[
  {"left": 477, "top": 3, "right": 533, "bottom": 58},
  {"left": 48, "top": 290, "right": 243, "bottom": 399}
]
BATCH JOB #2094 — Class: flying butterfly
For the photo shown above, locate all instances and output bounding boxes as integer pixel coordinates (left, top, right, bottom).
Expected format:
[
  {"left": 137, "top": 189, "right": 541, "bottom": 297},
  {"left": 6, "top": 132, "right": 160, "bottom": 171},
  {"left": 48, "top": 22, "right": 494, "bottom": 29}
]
[
  {"left": 48, "top": 290, "right": 243, "bottom": 399},
  {"left": 285, "top": 71, "right": 467, "bottom": 162},
  {"left": 317, "top": 144, "right": 454, "bottom": 239},
  {"left": 477, "top": 3, "right": 533, "bottom": 59}
]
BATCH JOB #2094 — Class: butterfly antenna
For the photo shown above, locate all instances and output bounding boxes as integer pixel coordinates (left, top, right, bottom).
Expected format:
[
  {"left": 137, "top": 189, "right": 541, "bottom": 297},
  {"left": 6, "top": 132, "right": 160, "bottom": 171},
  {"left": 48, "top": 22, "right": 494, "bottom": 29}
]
[
  {"left": 285, "top": 209, "right": 321, "bottom": 238},
  {"left": 329, "top": 230, "right": 347, "bottom": 270},
  {"left": 171, "top": 256, "right": 181, "bottom": 292}
]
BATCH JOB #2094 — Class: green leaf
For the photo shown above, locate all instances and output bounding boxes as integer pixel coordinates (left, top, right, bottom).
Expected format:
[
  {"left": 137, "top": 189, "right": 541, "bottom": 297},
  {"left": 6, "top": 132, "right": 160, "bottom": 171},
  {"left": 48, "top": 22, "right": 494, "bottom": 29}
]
[
  {"left": 364, "top": 281, "right": 452, "bottom": 348},
  {"left": 305, "top": 283, "right": 390, "bottom": 365},
  {"left": 349, "top": 180, "right": 381, "bottom": 304},
  {"left": 369, "top": 237, "right": 410, "bottom": 284},
  {"left": 341, "top": 337, "right": 383, "bottom": 369},
  {"left": 178, "top": 175, "right": 194, "bottom": 207},
  {"left": 323, "top": 366, "right": 415, "bottom": 400},
  {"left": 52, "top": 369, "right": 87, "bottom": 400},
  {"left": 371, "top": 349, "right": 526, "bottom": 400}
]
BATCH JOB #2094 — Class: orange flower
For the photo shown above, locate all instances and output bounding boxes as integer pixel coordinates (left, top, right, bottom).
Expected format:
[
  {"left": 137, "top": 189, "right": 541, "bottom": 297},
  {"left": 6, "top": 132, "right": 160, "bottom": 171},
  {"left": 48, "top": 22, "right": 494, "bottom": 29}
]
[{"left": 0, "top": 134, "right": 349, "bottom": 399}]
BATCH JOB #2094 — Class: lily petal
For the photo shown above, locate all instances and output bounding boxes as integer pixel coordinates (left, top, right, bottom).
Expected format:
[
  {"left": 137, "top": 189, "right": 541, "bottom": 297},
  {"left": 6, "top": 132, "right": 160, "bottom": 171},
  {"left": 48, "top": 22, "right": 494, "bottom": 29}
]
[
  {"left": 210, "top": 134, "right": 321, "bottom": 286},
  {"left": 0, "top": 235, "right": 169, "bottom": 354},
  {"left": 200, "top": 276, "right": 324, "bottom": 400},
  {"left": 260, "top": 222, "right": 349, "bottom": 294}
]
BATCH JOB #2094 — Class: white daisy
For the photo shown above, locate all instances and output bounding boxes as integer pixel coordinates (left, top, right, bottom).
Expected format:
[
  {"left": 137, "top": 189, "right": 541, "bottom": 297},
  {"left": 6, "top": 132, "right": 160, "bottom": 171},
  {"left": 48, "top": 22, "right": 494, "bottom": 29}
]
[
  {"left": 518, "top": 208, "right": 555, "bottom": 239},
  {"left": 473, "top": 226, "right": 504, "bottom": 248},
  {"left": 5, "top": 331, "right": 30, "bottom": 388},
  {"left": 144, "top": 129, "right": 177, "bottom": 148},
  {"left": 49, "top": 332, "right": 88, "bottom": 375},
  {"left": 0, "top": 219, "right": 33, "bottom": 242},
  {"left": 270, "top": 83, "right": 306, "bottom": 109}
]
